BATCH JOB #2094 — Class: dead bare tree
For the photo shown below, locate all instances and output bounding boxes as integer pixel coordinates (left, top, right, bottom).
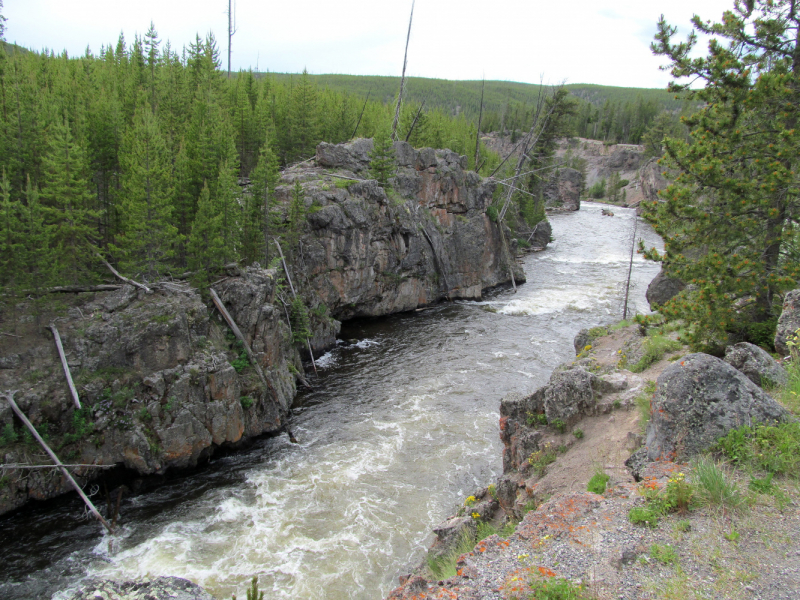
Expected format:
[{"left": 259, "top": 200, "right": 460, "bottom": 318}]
[
  {"left": 392, "top": 1, "right": 415, "bottom": 140},
  {"left": 227, "top": 0, "right": 238, "bottom": 78}
]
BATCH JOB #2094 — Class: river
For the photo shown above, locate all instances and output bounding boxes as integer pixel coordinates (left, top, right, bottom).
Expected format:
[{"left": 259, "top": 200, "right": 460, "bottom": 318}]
[{"left": 0, "top": 202, "right": 662, "bottom": 600}]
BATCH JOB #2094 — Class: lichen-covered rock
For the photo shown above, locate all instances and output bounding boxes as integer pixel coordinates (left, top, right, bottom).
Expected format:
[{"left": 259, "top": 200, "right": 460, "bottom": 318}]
[
  {"left": 544, "top": 367, "right": 598, "bottom": 427},
  {"left": 775, "top": 289, "right": 800, "bottom": 356},
  {"left": 645, "top": 269, "right": 686, "bottom": 308},
  {"left": 724, "top": 342, "right": 788, "bottom": 388},
  {"left": 644, "top": 353, "right": 789, "bottom": 462},
  {"left": 61, "top": 576, "right": 214, "bottom": 600}
]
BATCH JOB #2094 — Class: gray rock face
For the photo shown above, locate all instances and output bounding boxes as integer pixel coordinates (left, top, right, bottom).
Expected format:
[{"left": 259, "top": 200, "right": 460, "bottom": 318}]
[
  {"left": 724, "top": 342, "right": 788, "bottom": 388},
  {"left": 645, "top": 269, "right": 686, "bottom": 308},
  {"left": 640, "top": 157, "right": 669, "bottom": 203},
  {"left": 543, "top": 167, "right": 582, "bottom": 211},
  {"left": 298, "top": 139, "right": 527, "bottom": 320},
  {"left": 62, "top": 576, "right": 214, "bottom": 600},
  {"left": 0, "top": 270, "right": 297, "bottom": 516},
  {"left": 775, "top": 289, "right": 800, "bottom": 356},
  {"left": 644, "top": 353, "right": 789, "bottom": 462}
]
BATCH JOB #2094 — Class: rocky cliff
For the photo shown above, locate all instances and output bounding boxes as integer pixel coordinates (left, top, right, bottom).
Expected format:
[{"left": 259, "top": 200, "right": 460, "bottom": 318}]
[{"left": 0, "top": 139, "right": 525, "bottom": 515}]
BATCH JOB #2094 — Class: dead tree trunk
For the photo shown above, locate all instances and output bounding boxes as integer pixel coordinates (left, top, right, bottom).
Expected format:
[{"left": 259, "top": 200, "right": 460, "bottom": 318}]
[
  {"left": 2, "top": 390, "right": 113, "bottom": 534},
  {"left": 208, "top": 288, "right": 284, "bottom": 409},
  {"left": 274, "top": 240, "right": 317, "bottom": 373},
  {"left": 95, "top": 253, "right": 151, "bottom": 293},
  {"left": 392, "top": 1, "right": 415, "bottom": 140},
  {"left": 49, "top": 323, "right": 81, "bottom": 409}
]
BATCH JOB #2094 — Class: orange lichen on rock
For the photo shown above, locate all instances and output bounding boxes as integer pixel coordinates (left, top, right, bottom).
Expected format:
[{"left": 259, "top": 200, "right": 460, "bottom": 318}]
[
  {"left": 538, "top": 566, "right": 557, "bottom": 577},
  {"left": 516, "top": 492, "right": 604, "bottom": 542}
]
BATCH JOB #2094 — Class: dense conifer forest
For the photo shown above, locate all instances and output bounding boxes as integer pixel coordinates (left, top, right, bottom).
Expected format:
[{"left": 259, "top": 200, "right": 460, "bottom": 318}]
[{"left": 0, "top": 31, "right": 488, "bottom": 291}]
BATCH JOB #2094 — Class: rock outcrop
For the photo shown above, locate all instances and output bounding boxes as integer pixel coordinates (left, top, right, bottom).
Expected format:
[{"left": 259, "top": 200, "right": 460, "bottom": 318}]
[
  {"left": 298, "top": 139, "right": 525, "bottom": 320},
  {"left": 638, "top": 353, "right": 789, "bottom": 465},
  {"left": 62, "top": 576, "right": 214, "bottom": 600},
  {"left": 775, "top": 289, "right": 800, "bottom": 356},
  {"left": 724, "top": 342, "right": 788, "bottom": 388},
  {"left": 542, "top": 167, "right": 582, "bottom": 211},
  {"left": 645, "top": 269, "right": 685, "bottom": 308},
  {"left": 0, "top": 269, "right": 299, "bottom": 515}
]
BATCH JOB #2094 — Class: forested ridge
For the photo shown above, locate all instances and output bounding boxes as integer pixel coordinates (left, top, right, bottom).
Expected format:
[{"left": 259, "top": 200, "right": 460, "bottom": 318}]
[
  {"left": 268, "top": 73, "right": 688, "bottom": 145},
  {"left": 0, "top": 30, "right": 486, "bottom": 291}
]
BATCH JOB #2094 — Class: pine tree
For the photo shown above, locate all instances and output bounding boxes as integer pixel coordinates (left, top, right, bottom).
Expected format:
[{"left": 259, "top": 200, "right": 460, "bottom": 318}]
[
  {"left": 40, "top": 115, "right": 99, "bottom": 285},
  {"left": 115, "top": 105, "right": 178, "bottom": 281},
  {"left": 0, "top": 169, "right": 21, "bottom": 287},
  {"left": 215, "top": 154, "right": 240, "bottom": 264},
  {"left": 187, "top": 182, "right": 225, "bottom": 286},
  {"left": 368, "top": 124, "right": 396, "bottom": 189},
  {"left": 290, "top": 69, "right": 318, "bottom": 162},
  {"left": 643, "top": 0, "right": 800, "bottom": 350},
  {"left": 244, "top": 142, "right": 280, "bottom": 265}
]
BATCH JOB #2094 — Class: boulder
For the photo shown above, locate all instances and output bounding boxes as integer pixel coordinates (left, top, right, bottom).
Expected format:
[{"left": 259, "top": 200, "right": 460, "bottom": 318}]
[
  {"left": 528, "top": 219, "right": 552, "bottom": 250},
  {"left": 643, "top": 353, "right": 789, "bottom": 462},
  {"left": 315, "top": 138, "right": 373, "bottom": 172},
  {"left": 645, "top": 269, "right": 685, "bottom": 308},
  {"left": 724, "top": 342, "right": 788, "bottom": 388},
  {"left": 775, "top": 289, "right": 800, "bottom": 356},
  {"left": 544, "top": 367, "right": 597, "bottom": 426},
  {"left": 62, "top": 576, "right": 214, "bottom": 600}
]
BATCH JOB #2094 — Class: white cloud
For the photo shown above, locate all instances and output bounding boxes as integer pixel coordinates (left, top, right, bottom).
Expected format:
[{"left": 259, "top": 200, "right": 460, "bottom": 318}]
[{"left": 6, "top": 0, "right": 734, "bottom": 87}]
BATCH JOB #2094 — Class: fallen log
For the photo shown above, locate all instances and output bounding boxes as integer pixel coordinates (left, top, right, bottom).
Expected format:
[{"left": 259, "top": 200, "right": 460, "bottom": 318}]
[
  {"left": 208, "top": 288, "right": 285, "bottom": 410},
  {"left": 2, "top": 390, "right": 113, "bottom": 534},
  {"left": 95, "top": 253, "right": 151, "bottom": 293},
  {"left": 49, "top": 323, "right": 81, "bottom": 409}
]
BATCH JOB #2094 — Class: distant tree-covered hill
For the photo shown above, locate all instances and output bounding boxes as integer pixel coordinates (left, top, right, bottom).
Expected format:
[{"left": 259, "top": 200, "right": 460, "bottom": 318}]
[{"left": 265, "top": 73, "right": 687, "bottom": 145}]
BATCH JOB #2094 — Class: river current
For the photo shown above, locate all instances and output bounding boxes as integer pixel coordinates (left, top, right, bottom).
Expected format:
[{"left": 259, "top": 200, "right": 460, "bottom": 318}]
[{"left": 0, "top": 202, "right": 662, "bottom": 600}]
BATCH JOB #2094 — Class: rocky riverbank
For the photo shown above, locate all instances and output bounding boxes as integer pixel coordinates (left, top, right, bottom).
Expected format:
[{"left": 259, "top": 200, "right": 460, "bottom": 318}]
[
  {"left": 0, "top": 139, "right": 531, "bottom": 517},
  {"left": 387, "top": 299, "right": 799, "bottom": 599}
]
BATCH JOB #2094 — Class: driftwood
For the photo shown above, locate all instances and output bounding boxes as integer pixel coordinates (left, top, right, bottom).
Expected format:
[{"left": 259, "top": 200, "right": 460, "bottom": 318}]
[
  {"left": 274, "top": 240, "right": 317, "bottom": 374},
  {"left": 95, "top": 253, "right": 151, "bottom": 293},
  {"left": 49, "top": 323, "right": 81, "bottom": 409},
  {"left": 2, "top": 390, "right": 113, "bottom": 534},
  {"left": 208, "top": 288, "right": 279, "bottom": 401},
  {"left": 391, "top": 0, "right": 415, "bottom": 140}
]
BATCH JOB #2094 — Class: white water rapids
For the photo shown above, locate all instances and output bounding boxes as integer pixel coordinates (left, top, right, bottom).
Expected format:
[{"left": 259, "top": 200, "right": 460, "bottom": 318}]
[{"left": 1, "top": 203, "right": 662, "bottom": 600}]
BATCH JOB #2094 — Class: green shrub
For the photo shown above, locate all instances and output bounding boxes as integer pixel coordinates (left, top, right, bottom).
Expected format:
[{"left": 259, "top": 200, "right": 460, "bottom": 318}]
[
  {"left": 0, "top": 423, "right": 18, "bottom": 447},
  {"left": 587, "top": 470, "right": 610, "bottom": 495},
  {"left": 716, "top": 422, "right": 800, "bottom": 477},
  {"left": 550, "top": 418, "right": 566, "bottom": 434},
  {"left": 628, "top": 504, "right": 662, "bottom": 527},
  {"left": 427, "top": 528, "right": 478, "bottom": 579},
  {"left": 526, "top": 412, "right": 548, "bottom": 427},
  {"left": 486, "top": 205, "right": 498, "bottom": 222},
  {"left": 573, "top": 428, "right": 584, "bottom": 439},
  {"left": 62, "top": 407, "right": 94, "bottom": 446},
  {"left": 240, "top": 396, "right": 255, "bottom": 410},
  {"left": 779, "top": 358, "right": 800, "bottom": 414},
  {"left": 289, "top": 297, "right": 312, "bottom": 344},
  {"left": 634, "top": 381, "right": 656, "bottom": 433},
  {"left": 137, "top": 407, "right": 152, "bottom": 422}
]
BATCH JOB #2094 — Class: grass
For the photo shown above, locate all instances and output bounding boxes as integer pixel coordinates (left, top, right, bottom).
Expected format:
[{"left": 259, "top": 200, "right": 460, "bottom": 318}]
[
  {"left": 715, "top": 421, "right": 800, "bottom": 478},
  {"left": 634, "top": 380, "right": 656, "bottom": 433},
  {"left": 528, "top": 443, "right": 558, "bottom": 477},
  {"left": 587, "top": 468, "right": 610, "bottom": 495},
  {"left": 525, "top": 577, "right": 590, "bottom": 599},
  {"left": 650, "top": 543, "right": 679, "bottom": 565},
  {"left": 778, "top": 358, "right": 800, "bottom": 413},
  {"left": 692, "top": 456, "right": 746, "bottom": 512},
  {"left": 628, "top": 333, "right": 683, "bottom": 373},
  {"left": 427, "top": 519, "right": 504, "bottom": 579}
]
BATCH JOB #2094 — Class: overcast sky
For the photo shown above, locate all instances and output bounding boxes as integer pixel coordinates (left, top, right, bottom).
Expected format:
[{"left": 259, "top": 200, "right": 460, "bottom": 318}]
[{"left": 4, "top": 0, "right": 734, "bottom": 88}]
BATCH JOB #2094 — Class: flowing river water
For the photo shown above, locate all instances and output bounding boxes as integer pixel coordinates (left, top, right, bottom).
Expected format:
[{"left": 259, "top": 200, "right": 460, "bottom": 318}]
[{"left": 0, "top": 202, "right": 663, "bottom": 600}]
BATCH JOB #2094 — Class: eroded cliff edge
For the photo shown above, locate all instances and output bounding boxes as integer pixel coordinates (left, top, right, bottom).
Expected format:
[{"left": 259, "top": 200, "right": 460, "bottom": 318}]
[{"left": 0, "top": 139, "right": 528, "bottom": 516}]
